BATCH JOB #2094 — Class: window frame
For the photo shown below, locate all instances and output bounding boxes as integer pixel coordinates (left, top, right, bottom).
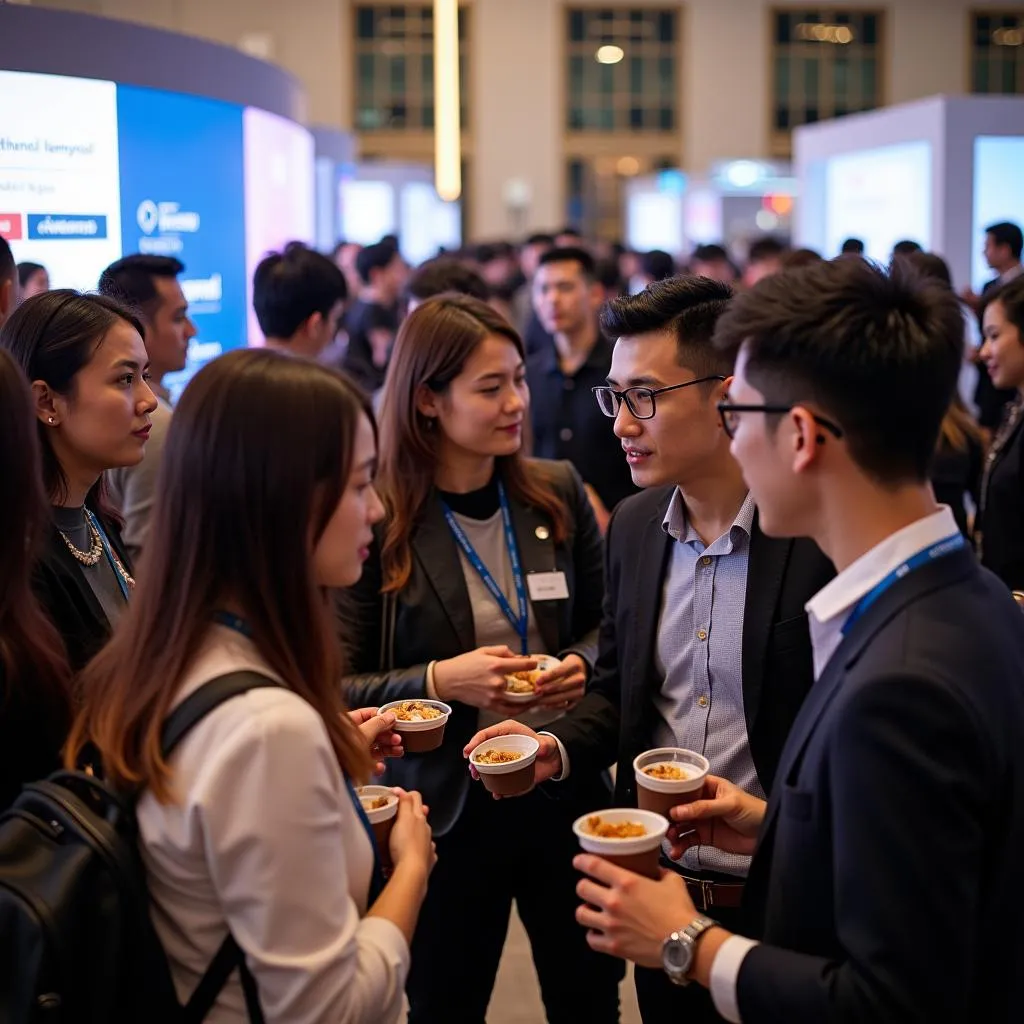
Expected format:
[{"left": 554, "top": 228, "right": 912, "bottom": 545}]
[{"left": 968, "top": 8, "right": 1024, "bottom": 95}]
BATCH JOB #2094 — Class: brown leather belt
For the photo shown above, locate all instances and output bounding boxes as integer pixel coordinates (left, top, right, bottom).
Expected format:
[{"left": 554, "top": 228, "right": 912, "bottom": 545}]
[{"left": 683, "top": 875, "right": 745, "bottom": 911}]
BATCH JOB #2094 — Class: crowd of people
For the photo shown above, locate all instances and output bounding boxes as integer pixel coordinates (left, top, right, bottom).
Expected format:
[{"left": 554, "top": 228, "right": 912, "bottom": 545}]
[{"left": 0, "top": 216, "right": 1023, "bottom": 1023}]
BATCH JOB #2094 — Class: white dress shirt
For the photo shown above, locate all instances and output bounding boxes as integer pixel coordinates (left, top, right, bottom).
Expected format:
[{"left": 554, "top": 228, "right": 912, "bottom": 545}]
[
  {"left": 137, "top": 625, "right": 409, "bottom": 1023},
  {"left": 709, "top": 507, "right": 960, "bottom": 1022}
]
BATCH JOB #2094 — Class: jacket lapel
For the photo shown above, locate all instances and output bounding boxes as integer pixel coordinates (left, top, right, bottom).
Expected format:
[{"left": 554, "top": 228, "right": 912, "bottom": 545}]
[
  {"left": 509, "top": 498, "right": 561, "bottom": 655},
  {"left": 411, "top": 498, "right": 476, "bottom": 653},
  {"left": 741, "top": 521, "right": 790, "bottom": 734}
]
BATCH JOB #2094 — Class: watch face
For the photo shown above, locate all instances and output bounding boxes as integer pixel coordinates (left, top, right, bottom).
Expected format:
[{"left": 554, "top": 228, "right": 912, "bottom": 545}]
[{"left": 662, "top": 935, "right": 692, "bottom": 974}]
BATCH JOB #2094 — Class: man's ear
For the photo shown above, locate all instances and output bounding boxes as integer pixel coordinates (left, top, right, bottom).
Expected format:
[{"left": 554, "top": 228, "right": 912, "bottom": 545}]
[{"left": 790, "top": 406, "right": 824, "bottom": 474}]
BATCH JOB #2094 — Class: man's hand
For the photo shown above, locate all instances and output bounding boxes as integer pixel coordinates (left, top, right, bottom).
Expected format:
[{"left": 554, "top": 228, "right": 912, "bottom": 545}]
[
  {"left": 666, "top": 775, "right": 765, "bottom": 859},
  {"left": 532, "top": 653, "right": 587, "bottom": 710},
  {"left": 574, "top": 856, "right": 700, "bottom": 968},
  {"left": 462, "top": 720, "right": 564, "bottom": 793},
  {"left": 349, "top": 707, "right": 404, "bottom": 774}
]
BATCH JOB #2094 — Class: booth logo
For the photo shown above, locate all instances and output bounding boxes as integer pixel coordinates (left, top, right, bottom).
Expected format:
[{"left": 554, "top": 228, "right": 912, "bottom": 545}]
[{"left": 136, "top": 200, "right": 201, "bottom": 236}]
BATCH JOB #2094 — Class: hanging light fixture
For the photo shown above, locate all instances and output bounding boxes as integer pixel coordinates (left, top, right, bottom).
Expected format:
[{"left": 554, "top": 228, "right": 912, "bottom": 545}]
[{"left": 434, "top": 0, "right": 462, "bottom": 201}]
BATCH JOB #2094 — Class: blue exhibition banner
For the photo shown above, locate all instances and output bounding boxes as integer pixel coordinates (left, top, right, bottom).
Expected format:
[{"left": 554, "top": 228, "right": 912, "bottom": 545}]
[{"left": 116, "top": 85, "right": 247, "bottom": 400}]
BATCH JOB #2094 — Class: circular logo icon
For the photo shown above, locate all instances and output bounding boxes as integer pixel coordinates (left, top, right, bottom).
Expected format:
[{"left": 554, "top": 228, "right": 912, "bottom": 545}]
[{"left": 136, "top": 200, "right": 159, "bottom": 235}]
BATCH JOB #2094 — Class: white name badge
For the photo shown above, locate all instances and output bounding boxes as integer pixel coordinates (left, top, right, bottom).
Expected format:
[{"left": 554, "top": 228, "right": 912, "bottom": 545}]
[{"left": 527, "top": 571, "right": 570, "bottom": 601}]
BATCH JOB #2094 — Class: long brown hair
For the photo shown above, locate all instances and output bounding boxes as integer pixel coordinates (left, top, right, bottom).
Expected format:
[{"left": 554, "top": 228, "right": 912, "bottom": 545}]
[
  {"left": 67, "top": 350, "right": 374, "bottom": 799},
  {"left": 0, "top": 290, "right": 144, "bottom": 524},
  {"left": 0, "top": 349, "right": 70, "bottom": 729},
  {"left": 939, "top": 394, "right": 984, "bottom": 453},
  {"left": 377, "top": 293, "right": 568, "bottom": 593}
]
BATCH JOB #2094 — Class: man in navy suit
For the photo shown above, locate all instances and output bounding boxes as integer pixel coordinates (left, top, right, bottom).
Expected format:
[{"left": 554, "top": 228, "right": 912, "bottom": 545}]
[{"left": 573, "top": 257, "right": 1024, "bottom": 1022}]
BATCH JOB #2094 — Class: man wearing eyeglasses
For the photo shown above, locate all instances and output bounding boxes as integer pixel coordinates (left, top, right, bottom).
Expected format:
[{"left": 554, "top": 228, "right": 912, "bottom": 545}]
[{"left": 466, "top": 275, "right": 833, "bottom": 1024}]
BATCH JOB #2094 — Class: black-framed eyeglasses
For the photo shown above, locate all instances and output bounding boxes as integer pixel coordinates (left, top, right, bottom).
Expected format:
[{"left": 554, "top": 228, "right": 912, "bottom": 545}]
[
  {"left": 717, "top": 403, "right": 844, "bottom": 441},
  {"left": 592, "top": 376, "right": 727, "bottom": 420}
]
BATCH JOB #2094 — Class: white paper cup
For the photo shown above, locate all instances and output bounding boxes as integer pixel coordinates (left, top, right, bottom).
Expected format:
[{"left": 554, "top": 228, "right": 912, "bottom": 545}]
[
  {"left": 504, "top": 655, "right": 560, "bottom": 703},
  {"left": 357, "top": 785, "right": 399, "bottom": 868},
  {"left": 573, "top": 808, "right": 669, "bottom": 879},
  {"left": 633, "top": 748, "right": 710, "bottom": 818},
  {"left": 377, "top": 699, "right": 452, "bottom": 752},
  {"left": 469, "top": 734, "right": 540, "bottom": 795}
]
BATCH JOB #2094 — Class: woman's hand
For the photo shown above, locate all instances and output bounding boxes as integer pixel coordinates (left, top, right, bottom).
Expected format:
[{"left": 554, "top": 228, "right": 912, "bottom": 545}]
[
  {"left": 432, "top": 645, "right": 537, "bottom": 713},
  {"left": 533, "top": 653, "right": 587, "bottom": 710},
  {"left": 666, "top": 775, "right": 766, "bottom": 860},
  {"left": 389, "top": 788, "right": 436, "bottom": 875},
  {"left": 348, "top": 707, "right": 404, "bottom": 774}
]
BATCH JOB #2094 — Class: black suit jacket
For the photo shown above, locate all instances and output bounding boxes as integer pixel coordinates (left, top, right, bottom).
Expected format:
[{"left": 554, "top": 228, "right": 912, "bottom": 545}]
[
  {"left": 32, "top": 520, "right": 133, "bottom": 673},
  {"left": 546, "top": 485, "right": 835, "bottom": 803},
  {"left": 977, "top": 408, "right": 1024, "bottom": 590},
  {"left": 342, "top": 460, "right": 605, "bottom": 835},
  {"left": 737, "top": 550, "right": 1024, "bottom": 1022}
]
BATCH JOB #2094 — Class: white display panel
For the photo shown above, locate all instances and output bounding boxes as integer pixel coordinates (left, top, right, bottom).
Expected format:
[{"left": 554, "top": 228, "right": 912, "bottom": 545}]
[
  {"left": 822, "top": 141, "right": 932, "bottom": 263},
  {"left": 400, "top": 182, "right": 461, "bottom": 265},
  {"left": 0, "top": 70, "right": 122, "bottom": 291},
  {"left": 626, "top": 192, "right": 683, "bottom": 254},
  {"left": 971, "top": 136, "right": 1024, "bottom": 290},
  {"left": 339, "top": 180, "right": 396, "bottom": 246}
]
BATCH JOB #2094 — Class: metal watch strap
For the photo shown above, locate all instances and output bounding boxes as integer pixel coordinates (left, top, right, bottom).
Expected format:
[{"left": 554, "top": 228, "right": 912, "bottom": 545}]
[{"left": 663, "top": 914, "right": 720, "bottom": 987}]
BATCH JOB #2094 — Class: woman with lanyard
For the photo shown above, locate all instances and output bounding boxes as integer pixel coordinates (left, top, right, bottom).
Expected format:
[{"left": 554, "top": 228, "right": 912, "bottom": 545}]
[
  {"left": 0, "top": 291, "right": 154, "bottom": 671},
  {"left": 977, "top": 275, "right": 1024, "bottom": 602},
  {"left": 66, "top": 349, "right": 434, "bottom": 1022},
  {"left": 343, "top": 294, "right": 619, "bottom": 1024}
]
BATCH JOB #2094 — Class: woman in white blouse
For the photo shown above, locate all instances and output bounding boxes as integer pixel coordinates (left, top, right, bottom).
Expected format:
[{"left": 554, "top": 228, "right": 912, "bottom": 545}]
[{"left": 67, "top": 349, "right": 435, "bottom": 1023}]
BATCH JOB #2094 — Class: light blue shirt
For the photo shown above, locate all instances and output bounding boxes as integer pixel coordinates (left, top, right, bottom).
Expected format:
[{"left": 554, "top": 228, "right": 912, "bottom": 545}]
[{"left": 653, "top": 488, "right": 763, "bottom": 878}]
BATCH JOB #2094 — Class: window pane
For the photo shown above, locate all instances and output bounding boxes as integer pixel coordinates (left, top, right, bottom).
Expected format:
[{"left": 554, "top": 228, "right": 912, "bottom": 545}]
[
  {"left": 775, "top": 12, "right": 790, "bottom": 45},
  {"left": 775, "top": 55, "right": 790, "bottom": 99},
  {"left": 630, "top": 56, "right": 644, "bottom": 96},
  {"left": 356, "top": 7, "right": 376, "bottom": 40},
  {"left": 804, "top": 56, "right": 820, "bottom": 102},
  {"left": 569, "top": 9, "right": 585, "bottom": 42}
]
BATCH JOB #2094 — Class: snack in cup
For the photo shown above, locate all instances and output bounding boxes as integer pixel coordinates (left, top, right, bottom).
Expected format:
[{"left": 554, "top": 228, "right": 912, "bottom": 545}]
[
  {"left": 377, "top": 699, "right": 452, "bottom": 753},
  {"left": 504, "top": 654, "right": 560, "bottom": 702},
  {"left": 357, "top": 785, "right": 399, "bottom": 870},
  {"left": 572, "top": 808, "right": 670, "bottom": 879},
  {"left": 468, "top": 734, "right": 540, "bottom": 796},
  {"left": 632, "top": 747, "right": 710, "bottom": 818}
]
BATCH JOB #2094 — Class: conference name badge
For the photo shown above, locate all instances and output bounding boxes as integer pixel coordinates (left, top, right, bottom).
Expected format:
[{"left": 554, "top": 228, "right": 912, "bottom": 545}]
[{"left": 527, "top": 572, "right": 570, "bottom": 601}]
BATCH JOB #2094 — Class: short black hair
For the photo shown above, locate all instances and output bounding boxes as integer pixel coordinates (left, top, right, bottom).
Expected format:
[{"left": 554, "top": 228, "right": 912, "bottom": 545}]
[
  {"left": 537, "top": 245, "right": 596, "bottom": 280},
  {"left": 691, "top": 243, "right": 730, "bottom": 264},
  {"left": 356, "top": 241, "right": 400, "bottom": 285},
  {"left": 904, "top": 251, "right": 953, "bottom": 290},
  {"left": 525, "top": 232, "right": 555, "bottom": 248},
  {"left": 17, "top": 262, "right": 46, "bottom": 288},
  {"left": 0, "top": 236, "right": 15, "bottom": 289},
  {"left": 594, "top": 257, "right": 623, "bottom": 292},
  {"left": 253, "top": 242, "right": 347, "bottom": 339},
  {"left": 601, "top": 275, "right": 734, "bottom": 377},
  {"left": 747, "top": 237, "right": 786, "bottom": 264},
  {"left": 641, "top": 249, "right": 676, "bottom": 282},
  {"left": 407, "top": 258, "right": 490, "bottom": 303},
  {"left": 986, "top": 221, "right": 1024, "bottom": 261},
  {"left": 982, "top": 274, "right": 1024, "bottom": 336},
  {"left": 892, "top": 239, "right": 922, "bottom": 257},
  {"left": 713, "top": 258, "right": 964, "bottom": 486},
  {"left": 557, "top": 226, "right": 582, "bottom": 238},
  {"left": 782, "top": 247, "right": 823, "bottom": 269},
  {"left": 841, "top": 237, "right": 865, "bottom": 255},
  {"left": 98, "top": 255, "right": 185, "bottom": 320}
]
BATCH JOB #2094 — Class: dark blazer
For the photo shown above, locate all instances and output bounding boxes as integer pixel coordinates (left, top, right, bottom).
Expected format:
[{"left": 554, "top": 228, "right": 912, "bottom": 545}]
[
  {"left": 977, "top": 408, "right": 1024, "bottom": 591},
  {"left": 737, "top": 549, "right": 1024, "bottom": 1022},
  {"left": 32, "top": 519, "right": 133, "bottom": 673},
  {"left": 546, "top": 485, "right": 834, "bottom": 802},
  {"left": 343, "top": 460, "right": 605, "bottom": 835}
]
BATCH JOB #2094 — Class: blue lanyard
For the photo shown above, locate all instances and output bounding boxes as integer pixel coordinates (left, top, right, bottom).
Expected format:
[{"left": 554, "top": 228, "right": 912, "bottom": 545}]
[
  {"left": 212, "top": 609, "right": 387, "bottom": 903},
  {"left": 841, "top": 533, "right": 966, "bottom": 636},
  {"left": 88, "top": 510, "right": 131, "bottom": 603},
  {"left": 441, "top": 480, "right": 529, "bottom": 655}
]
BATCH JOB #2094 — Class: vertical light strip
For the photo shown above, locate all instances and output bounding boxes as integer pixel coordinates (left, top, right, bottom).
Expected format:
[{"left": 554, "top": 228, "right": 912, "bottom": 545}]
[{"left": 433, "top": 0, "right": 462, "bottom": 201}]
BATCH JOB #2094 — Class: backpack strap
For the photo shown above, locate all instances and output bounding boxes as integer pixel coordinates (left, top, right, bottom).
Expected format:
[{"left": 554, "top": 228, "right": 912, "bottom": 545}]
[{"left": 163, "top": 670, "right": 279, "bottom": 1024}]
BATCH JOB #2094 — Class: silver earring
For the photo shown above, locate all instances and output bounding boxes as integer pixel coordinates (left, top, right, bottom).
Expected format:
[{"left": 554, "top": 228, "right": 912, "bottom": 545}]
[{"left": 48, "top": 417, "right": 55, "bottom": 425}]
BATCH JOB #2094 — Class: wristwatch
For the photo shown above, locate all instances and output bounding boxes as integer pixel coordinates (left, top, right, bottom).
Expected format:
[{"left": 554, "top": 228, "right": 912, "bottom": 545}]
[{"left": 661, "top": 915, "right": 719, "bottom": 986}]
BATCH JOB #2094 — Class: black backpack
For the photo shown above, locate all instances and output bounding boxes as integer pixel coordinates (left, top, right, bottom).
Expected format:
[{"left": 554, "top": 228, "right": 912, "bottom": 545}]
[{"left": 0, "top": 671, "right": 280, "bottom": 1023}]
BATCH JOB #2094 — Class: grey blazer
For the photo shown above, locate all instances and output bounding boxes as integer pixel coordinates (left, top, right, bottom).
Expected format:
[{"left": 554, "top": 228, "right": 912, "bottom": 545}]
[{"left": 341, "top": 459, "right": 604, "bottom": 835}]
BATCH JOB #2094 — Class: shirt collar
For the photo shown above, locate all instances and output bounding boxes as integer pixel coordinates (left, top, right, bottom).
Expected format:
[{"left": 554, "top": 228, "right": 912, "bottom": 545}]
[
  {"left": 805, "top": 506, "right": 960, "bottom": 626},
  {"left": 661, "top": 488, "right": 755, "bottom": 550},
  {"left": 999, "top": 263, "right": 1023, "bottom": 284}
]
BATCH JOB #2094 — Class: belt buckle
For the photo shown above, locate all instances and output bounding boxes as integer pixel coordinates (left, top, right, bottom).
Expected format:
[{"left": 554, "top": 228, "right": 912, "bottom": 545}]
[{"left": 701, "top": 879, "right": 714, "bottom": 910}]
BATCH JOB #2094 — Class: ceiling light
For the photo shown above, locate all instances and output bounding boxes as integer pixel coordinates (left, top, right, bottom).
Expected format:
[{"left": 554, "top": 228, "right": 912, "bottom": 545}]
[{"left": 596, "top": 45, "right": 625, "bottom": 65}]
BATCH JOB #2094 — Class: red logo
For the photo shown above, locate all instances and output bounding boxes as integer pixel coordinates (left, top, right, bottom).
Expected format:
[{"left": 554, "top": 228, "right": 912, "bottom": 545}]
[{"left": 0, "top": 213, "right": 23, "bottom": 240}]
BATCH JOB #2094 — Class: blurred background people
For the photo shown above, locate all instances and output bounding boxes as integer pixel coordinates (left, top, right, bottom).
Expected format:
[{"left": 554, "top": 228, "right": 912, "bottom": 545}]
[
  {"left": 689, "top": 243, "right": 738, "bottom": 284},
  {"left": 742, "top": 237, "right": 786, "bottom": 288},
  {"left": 17, "top": 261, "right": 49, "bottom": 302},
  {"left": 0, "top": 236, "right": 17, "bottom": 329},
  {"left": 405, "top": 257, "right": 490, "bottom": 314}
]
